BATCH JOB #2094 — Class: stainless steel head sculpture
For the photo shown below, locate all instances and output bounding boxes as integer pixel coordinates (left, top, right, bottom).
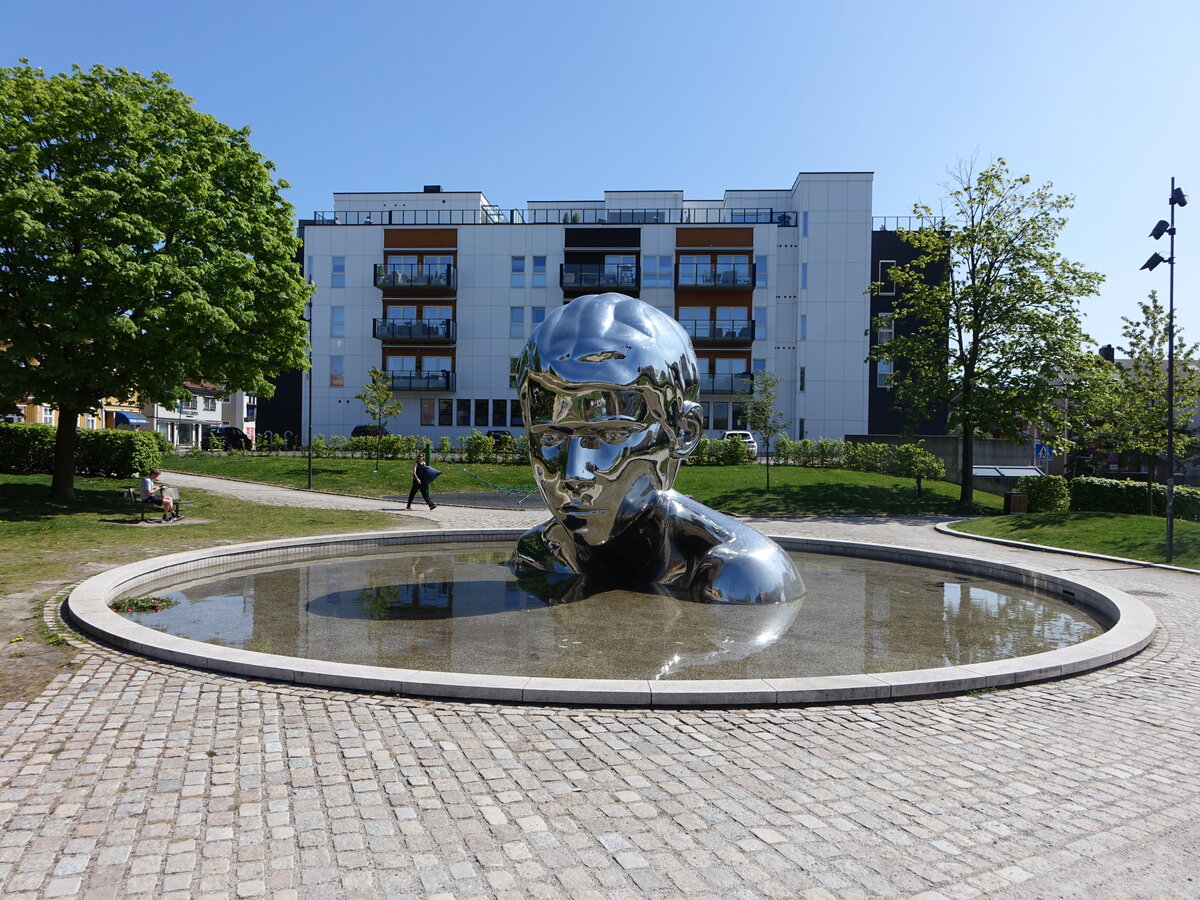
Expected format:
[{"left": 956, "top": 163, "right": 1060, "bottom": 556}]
[{"left": 512, "top": 292, "right": 802, "bottom": 605}]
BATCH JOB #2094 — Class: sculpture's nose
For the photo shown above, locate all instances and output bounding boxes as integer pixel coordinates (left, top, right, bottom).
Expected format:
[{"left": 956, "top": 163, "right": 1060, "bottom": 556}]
[{"left": 562, "top": 437, "right": 597, "bottom": 487}]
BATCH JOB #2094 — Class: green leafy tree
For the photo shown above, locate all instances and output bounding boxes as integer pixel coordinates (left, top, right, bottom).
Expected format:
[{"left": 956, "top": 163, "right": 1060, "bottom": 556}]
[
  {"left": 355, "top": 367, "right": 404, "bottom": 471},
  {"left": 869, "top": 158, "right": 1103, "bottom": 507},
  {"left": 892, "top": 443, "right": 945, "bottom": 495},
  {"left": 743, "top": 370, "right": 790, "bottom": 489},
  {"left": 0, "top": 62, "right": 311, "bottom": 502},
  {"left": 1102, "top": 292, "right": 1200, "bottom": 511}
]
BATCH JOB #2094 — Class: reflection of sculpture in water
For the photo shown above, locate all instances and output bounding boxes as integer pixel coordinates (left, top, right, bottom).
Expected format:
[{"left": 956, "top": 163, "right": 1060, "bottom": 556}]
[{"left": 511, "top": 292, "right": 803, "bottom": 605}]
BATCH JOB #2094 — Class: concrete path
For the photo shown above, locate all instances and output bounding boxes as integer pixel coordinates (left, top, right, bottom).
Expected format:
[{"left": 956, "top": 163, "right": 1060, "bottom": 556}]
[{"left": 2, "top": 475, "right": 1198, "bottom": 898}]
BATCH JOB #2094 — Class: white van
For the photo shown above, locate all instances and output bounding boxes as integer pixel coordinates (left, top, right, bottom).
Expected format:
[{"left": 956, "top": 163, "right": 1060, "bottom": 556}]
[{"left": 721, "top": 430, "right": 758, "bottom": 459}]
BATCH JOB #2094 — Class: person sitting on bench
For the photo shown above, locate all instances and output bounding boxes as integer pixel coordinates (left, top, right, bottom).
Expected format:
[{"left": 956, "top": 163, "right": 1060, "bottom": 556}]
[{"left": 139, "top": 469, "right": 180, "bottom": 522}]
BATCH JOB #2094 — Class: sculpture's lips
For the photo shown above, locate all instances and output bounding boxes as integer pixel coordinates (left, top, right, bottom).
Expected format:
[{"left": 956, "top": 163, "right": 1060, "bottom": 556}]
[{"left": 559, "top": 506, "right": 604, "bottom": 531}]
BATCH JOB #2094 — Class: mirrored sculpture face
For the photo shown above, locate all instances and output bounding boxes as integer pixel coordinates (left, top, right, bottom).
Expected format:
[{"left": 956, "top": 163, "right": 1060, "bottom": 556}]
[
  {"left": 526, "top": 383, "right": 673, "bottom": 547},
  {"left": 513, "top": 292, "right": 801, "bottom": 606}
]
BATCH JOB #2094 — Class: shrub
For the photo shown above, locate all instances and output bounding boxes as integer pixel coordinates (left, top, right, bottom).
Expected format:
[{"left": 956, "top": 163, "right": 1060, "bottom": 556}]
[
  {"left": 463, "top": 430, "right": 493, "bottom": 464},
  {"left": 1070, "top": 476, "right": 1200, "bottom": 520},
  {"left": 843, "top": 442, "right": 895, "bottom": 475},
  {"left": 0, "top": 423, "right": 55, "bottom": 474},
  {"left": 0, "top": 423, "right": 161, "bottom": 478},
  {"left": 892, "top": 444, "right": 945, "bottom": 493},
  {"left": 1016, "top": 474, "right": 1069, "bottom": 512},
  {"left": 437, "top": 436, "right": 452, "bottom": 455},
  {"left": 714, "top": 434, "right": 750, "bottom": 465}
]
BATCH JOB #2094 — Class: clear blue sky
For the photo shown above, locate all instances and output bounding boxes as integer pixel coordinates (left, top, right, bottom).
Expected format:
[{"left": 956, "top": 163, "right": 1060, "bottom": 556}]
[{"left": 5, "top": 0, "right": 1197, "bottom": 349}]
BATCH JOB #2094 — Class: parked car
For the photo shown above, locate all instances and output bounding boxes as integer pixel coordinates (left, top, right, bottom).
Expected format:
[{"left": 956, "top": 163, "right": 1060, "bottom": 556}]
[
  {"left": 351, "top": 424, "right": 390, "bottom": 438},
  {"left": 721, "top": 430, "right": 758, "bottom": 459},
  {"left": 202, "top": 426, "right": 252, "bottom": 451},
  {"left": 484, "top": 429, "right": 511, "bottom": 442}
]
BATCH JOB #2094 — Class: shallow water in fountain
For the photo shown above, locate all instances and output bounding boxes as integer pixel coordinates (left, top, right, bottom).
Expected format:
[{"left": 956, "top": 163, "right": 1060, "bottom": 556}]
[{"left": 116, "top": 542, "right": 1103, "bottom": 681}]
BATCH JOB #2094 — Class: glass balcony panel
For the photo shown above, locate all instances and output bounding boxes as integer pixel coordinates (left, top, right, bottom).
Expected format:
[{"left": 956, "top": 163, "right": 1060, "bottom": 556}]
[
  {"left": 373, "top": 263, "right": 457, "bottom": 290},
  {"left": 387, "top": 371, "right": 456, "bottom": 391},
  {"left": 373, "top": 319, "right": 456, "bottom": 341}
]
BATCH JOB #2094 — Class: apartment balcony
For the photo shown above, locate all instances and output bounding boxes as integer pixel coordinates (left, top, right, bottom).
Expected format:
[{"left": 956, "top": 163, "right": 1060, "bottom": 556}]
[
  {"left": 388, "top": 371, "right": 456, "bottom": 392},
  {"left": 698, "top": 373, "right": 754, "bottom": 395},
  {"left": 675, "top": 262, "right": 756, "bottom": 290},
  {"left": 373, "top": 318, "right": 457, "bottom": 342},
  {"left": 560, "top": 263, "right": 640, "bottom": 294},
  {"left": 373, "top": 263, "right": 457, "bottom": 291},
  {"left": 679, "top": 319, "right": 755, "bottom": 345}
]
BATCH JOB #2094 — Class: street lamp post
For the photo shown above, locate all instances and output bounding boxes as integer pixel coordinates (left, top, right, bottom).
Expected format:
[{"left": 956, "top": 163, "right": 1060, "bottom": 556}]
[
  {"left": 1142, "top": 178, "right": 1188, "bottom": 563},
  {"left": 304, "top": 290, "right": 314, "bottom": 491}
]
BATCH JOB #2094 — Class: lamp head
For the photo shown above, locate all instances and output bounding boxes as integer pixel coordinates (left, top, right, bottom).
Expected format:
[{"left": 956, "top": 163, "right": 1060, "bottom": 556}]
[
  {"left": 1170, "top": 186, "right": 1188, "bottom": 207},
  {"left": 1150, "top": 220, "right": 1171, "bottom": 240},
  {"left": 1141, "top": 252, "right": 1168, "bottom": 271}
]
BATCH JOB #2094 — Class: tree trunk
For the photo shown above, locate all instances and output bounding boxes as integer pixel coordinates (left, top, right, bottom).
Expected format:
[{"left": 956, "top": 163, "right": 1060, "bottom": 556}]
[
  {"left": 959, "top": 425, "right": 974, "bottom": 508},
  {"left": 49, "top": 407, "right": 79, "bottom": 503}
]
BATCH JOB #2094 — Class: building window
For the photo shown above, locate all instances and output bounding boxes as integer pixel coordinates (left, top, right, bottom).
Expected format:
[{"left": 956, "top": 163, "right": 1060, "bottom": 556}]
[
  {"left": 711, "top": 402, "right": 729, "bottom": 431},
  {"left": 510, "top": 256, "right": 525, "bottom": 288},
  {"left": 183, "top": 395, "right": 198, "bottom": 411},
  {"left": 642, "top": 255, "right": 672, "bottom": 288},
  {"left": 510, "top": 402, "right": 524, "bottom": 427},
  {"left": 797, "top": 418, "right": 805, "bottom": 439},
  {"left": 510, "top": 307, "right": 524, "bottom": 339},
  {"left": 421, "top": 398, "right": 435, "bottom": 426},
  {"left": 331, "top": 257, "right": 345, "bottom": 288},
  {"left": 42, "top": 405, "right": 54, "bottom": 425},
  {"left": 203, "top": 396, "right": 217, "bottom": 411},
  {"left": 306, "top": 255, "right": 314, "bottom": 280},
  {"left": 800, "top": 314, "right": 807, "bottom": 340},
  {"left": 531, "top": 307, "right": 545, "bottom": 328},
  {"left": 475, "top": 399, "right": 489, "bottom": 427},
  {"left": 731, "top": 402, "right": 747, "bottom": 430},
  {"left": 755, "top": 256, "right": 768, "bottom": 288},
  {"left": 677, "top": 254, "right": 708, "bottom": 286},
  {"left": 532, "top": 256, "right": 546, "bottom": 288},
  {"left": 798, "top": 366, "right": 806, "bottom": 392},
  {"left": 877, "top": 260, "right": 897, "bottom": 295},
  {"left": 801, "top": 263, "right": 808, "bottom": 289},
  {"left": 330, "top": 356, "right": 344, "bottom": 387},
  {"left": 876, "top": 313, "right": 894, "bottom": 344},
  {"left": 331, "top": 307, "right": 345, "bottom": 337},
  {"left": 678, "top": 307, "right": 709, "bottom": 339},
  {"left": 439, "top": 399, "right": 452, "bottom": 426},
  {"left": 877, "top": 359, "right": 894, "bottom": 388},
  {"left": 509, "top": 357, "right": 521, "bottom": 389},
  {"left": 753, "top": 307, "right": 766, "bottom": 339},
  {"left": 492, "top": 399, "right": 507, "bottom": 427},
  {"left": 456, "top": 399, "right": 470, "bottom": 426},
  {"left": 753, "top": 358, "right": 766, "bottom": 373},
  {"left": 85, "top": 413, "right": 96, "bottom": 429},
  {"left": 605, "top": 255, "right": 637, "bottom": 287}
]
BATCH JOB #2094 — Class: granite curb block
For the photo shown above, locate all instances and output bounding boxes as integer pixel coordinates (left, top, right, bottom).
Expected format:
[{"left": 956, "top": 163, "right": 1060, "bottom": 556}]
[
  {"left": 65, "top": 529, "right": 1157, "bottom": 707},
  {"left": 935, "top": 520, "right": 1200, "bottom": 574}
]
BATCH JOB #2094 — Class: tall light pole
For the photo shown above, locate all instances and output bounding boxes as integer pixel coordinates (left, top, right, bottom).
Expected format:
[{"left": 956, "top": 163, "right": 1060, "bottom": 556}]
[
  {"left": 304, "top": 281, "right": 314, "bottom": 490},
  {"left": 1141, "top": 178, "right": 1187, "bottom": 563}
]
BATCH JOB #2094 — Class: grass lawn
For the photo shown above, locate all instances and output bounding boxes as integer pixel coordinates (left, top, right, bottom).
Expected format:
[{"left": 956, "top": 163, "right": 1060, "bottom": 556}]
[
  {"left": 166, "top": 453, "right": 537, "bottom": 496},
  {"left": 0, "top": 474, "right": 399, "bottom": 703},
  {"left": 949, "top": 510, "right": 1200, "bottom": 569},
  {"left": 166, "top": 453, "right": 1003, "bottom": 516}
]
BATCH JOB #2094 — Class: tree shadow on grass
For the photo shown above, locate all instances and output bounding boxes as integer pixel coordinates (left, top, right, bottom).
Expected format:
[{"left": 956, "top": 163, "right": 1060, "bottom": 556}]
[{"left": 0, "top": 482, "right": 136, "bottom": 524}]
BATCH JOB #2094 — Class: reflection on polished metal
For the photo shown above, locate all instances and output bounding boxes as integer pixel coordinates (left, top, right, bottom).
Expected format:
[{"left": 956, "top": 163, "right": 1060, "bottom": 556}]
[{"left": 512, "top": 292, "right": 803, "bottom": 605}]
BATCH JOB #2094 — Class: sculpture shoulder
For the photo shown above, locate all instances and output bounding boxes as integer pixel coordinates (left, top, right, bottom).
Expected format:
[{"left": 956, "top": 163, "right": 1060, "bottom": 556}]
[
  {"left": 512, "top": 520, "right": 574, "bottom": 575},
  {"left": 665, "top": 493, "right": 802, "bottom": 604}
]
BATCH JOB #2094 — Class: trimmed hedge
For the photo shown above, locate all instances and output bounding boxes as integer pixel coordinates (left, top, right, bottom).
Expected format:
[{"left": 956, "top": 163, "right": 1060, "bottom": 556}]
[
  {"left": 1016, "top": 474, "right": 1069, "bottom": 512},
  {"left": 0, "top": 423, "right": 163, "bottom": 478},
  {"left": 1069, "top": 476, "right": 1200, "bottom": 520}
]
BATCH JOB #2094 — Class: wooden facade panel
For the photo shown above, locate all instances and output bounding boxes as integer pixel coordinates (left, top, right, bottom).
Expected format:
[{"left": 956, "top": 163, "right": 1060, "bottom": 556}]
[
  {"left": 384, "top": 229, "right": 458, "bottom": 249},
  {"left": 675, "top": 227, "right": 753, "bottom": 248}
]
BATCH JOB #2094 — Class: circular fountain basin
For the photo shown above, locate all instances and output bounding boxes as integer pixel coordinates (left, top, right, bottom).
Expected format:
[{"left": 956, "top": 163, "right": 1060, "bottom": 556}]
[{"left": 66, "top": 529, "right": 1156, "bottom": 706}]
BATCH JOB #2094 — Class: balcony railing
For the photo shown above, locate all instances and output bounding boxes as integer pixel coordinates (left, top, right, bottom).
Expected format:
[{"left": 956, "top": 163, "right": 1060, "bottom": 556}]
[
  {"left": 373, "top": 263, "right": 457, "bottom": 290},
  {"left": 699, "top": 373, "right": 754, "bottom": 395},
  {"left": 675, "top": 262, "right": 756, "bottom": 289},
  {"left": 373, "top": 318, "right": 457, "bottom": 341},
  {"left": 387, "top": 371, "right": 456, "bottom": 392},
  {"left": 679, "top": 319, "right": 755, "bottom": 343},
  {"left": 312, "top": 207, "right": 794, "bottom": 226},
  {"left": 560, "top": 263, "right": 640, "bottom": 291}
]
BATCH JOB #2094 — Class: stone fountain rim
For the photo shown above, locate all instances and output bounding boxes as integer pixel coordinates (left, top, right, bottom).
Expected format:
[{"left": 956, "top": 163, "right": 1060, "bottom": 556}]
[{"left": 64, "top": 528, "right": 1156, "bottom": 707}]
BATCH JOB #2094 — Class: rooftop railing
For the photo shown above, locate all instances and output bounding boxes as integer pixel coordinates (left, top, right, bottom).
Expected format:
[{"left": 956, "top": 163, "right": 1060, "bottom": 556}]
[{"left": 312, "top": 208, "right": 796, "bottom": 227}]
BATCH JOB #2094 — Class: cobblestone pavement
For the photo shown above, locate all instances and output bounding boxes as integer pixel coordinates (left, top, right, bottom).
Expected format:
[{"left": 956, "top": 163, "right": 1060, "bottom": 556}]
[{"left": 2, "top": 478, "right": 1198, "bottom": 898}]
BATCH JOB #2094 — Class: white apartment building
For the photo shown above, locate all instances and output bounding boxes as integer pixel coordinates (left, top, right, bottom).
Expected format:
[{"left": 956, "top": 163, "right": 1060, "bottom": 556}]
[{"left": 300, "top": 173, "right": 874, "bottom": 443}]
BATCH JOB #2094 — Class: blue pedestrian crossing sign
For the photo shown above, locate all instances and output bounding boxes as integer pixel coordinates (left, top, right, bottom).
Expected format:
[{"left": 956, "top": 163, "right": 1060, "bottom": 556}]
[{"left": 1034, "top": 443, "right": 1054, "bottom": 461}]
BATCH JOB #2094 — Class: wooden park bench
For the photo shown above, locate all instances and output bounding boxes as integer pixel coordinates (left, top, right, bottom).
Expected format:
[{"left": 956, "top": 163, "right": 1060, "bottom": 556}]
[{"left": 122, "top": 486, "right": 191, "bottom": 523}]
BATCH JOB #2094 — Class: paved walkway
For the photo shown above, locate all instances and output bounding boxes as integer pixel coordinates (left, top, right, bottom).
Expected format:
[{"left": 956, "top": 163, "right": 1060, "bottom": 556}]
[{"left": 2, "top": 477, "right": 1198, "bottom": 898}]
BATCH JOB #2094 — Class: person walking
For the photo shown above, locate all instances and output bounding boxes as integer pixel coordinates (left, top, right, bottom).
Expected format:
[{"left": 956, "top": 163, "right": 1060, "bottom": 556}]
[{"left": 406, "top": 452, "right": 438, "bottom": 510}]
